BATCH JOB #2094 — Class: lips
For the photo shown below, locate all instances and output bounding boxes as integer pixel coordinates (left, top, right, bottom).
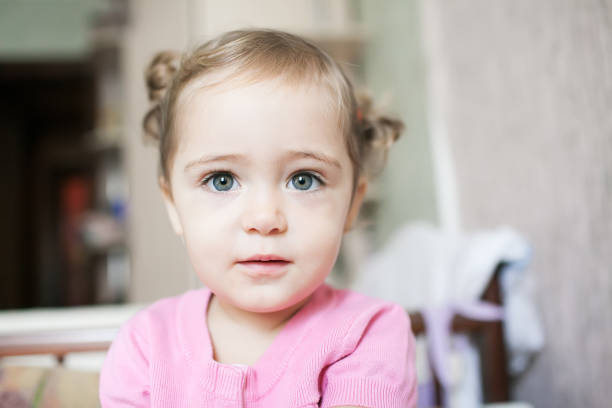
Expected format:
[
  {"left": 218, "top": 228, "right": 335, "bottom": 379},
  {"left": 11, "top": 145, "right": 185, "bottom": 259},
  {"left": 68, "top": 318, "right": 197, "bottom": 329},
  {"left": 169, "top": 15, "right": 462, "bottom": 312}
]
[
  {"left": 239, "top": 254, "right": 291, "bottom": 262},
  {"left": 236, "top": 254, "right": 291, "bottom": 279}
]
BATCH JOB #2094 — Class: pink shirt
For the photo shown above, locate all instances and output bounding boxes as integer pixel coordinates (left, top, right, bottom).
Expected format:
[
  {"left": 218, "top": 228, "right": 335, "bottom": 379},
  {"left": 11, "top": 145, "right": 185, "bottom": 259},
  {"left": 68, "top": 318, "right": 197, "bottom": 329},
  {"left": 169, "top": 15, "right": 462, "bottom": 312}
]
[{"left": 99, "top": 283, "right": 417, "bottom": 407}]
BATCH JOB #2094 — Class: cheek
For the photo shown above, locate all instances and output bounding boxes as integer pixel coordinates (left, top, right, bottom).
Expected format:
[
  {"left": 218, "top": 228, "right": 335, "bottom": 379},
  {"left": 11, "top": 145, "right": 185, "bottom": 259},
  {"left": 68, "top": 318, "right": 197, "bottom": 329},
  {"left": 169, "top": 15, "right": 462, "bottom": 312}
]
[
  {"left": 180, "top": 208, "right": 235, "bottom": 270},
  {"left": 303, "top": 226, "right": 343, "bottom": 263},
  {"left": 288, "top": 194, "right": 349, "bottom": 258},
  {"left": 180, "top": 197, "right": 237, "bottom": 238},
  {"left": 295, "top": 218, "right": 344, "bottom": 283}
]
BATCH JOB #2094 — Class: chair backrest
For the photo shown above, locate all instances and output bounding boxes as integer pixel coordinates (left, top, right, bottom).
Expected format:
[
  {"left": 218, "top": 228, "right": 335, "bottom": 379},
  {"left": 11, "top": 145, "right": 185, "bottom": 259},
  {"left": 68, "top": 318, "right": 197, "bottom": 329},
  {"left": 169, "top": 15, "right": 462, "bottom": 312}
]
[{"left": 408, "top": 263, "right": 510, "bottom": 404}]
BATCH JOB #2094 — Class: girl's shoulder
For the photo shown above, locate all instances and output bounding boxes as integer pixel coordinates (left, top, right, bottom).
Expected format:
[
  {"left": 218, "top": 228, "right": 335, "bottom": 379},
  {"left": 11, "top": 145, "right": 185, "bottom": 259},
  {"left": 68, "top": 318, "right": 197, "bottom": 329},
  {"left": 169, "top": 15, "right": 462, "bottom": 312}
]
[
  {"left": 302, "top": 285, "right": 417, "bottom": 407},
  {"left": 117, "top": 287, "right": 210, "bottom": 338},
  {"left": 312, "top": 284, "right": 410, "bottom": 340},
  {"left": 100, "top": 288, "right": 211, "bottom": 405},
  {"left": 321, "top": 284, "right": 406, "bottom": 318}
]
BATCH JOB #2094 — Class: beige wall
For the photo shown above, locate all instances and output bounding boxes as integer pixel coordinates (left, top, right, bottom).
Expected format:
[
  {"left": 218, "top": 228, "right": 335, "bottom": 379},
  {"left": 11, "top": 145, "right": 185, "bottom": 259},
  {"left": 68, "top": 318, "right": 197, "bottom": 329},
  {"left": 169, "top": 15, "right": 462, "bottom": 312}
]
[
  {"left": 362, "top": 0, "right": 438, "bottom": 245},
  {"left": 122, "top": 0, "right": 195, "bottom": 302},
  {"left": 423, "top": 0, "right": 612, "bottom": 406}
]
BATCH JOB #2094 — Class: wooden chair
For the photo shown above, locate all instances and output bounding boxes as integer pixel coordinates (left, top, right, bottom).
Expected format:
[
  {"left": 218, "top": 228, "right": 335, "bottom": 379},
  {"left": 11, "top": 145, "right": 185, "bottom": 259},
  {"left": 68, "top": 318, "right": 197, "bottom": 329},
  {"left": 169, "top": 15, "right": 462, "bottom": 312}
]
[{"left": 408, "top": 263, "right": 510, "bottom": 405}]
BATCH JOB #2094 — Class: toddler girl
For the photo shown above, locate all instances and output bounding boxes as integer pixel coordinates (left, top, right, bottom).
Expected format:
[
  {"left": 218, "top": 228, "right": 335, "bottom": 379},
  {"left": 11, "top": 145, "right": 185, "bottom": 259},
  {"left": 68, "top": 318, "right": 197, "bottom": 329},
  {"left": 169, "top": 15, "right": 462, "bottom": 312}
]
[{"left": 100, "top": 28, "right": 417, "bottom": 407}]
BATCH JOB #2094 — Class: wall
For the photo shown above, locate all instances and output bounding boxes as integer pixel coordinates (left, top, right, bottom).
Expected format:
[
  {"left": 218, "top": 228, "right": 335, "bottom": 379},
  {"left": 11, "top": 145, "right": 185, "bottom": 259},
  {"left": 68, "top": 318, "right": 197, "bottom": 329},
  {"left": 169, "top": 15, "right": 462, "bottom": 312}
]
[
  {"left": 423, "top": 0, "right": 612, "bottom": 406},
  {"left": 0, "top": 0, "right": 101, "bottom": 60},
  {"left": 122, "top": 0, "right": 195, "bottom": 302},
  {"left": 361, "top": 0, "right": 438, "bottom": 246}
]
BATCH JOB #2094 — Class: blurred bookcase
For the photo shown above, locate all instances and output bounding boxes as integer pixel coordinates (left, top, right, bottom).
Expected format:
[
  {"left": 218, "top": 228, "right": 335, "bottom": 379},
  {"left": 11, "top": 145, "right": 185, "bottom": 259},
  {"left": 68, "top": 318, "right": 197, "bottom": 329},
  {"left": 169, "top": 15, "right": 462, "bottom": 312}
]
[{"left": 0, "top": 2, "right": 130, "bottom": 309}]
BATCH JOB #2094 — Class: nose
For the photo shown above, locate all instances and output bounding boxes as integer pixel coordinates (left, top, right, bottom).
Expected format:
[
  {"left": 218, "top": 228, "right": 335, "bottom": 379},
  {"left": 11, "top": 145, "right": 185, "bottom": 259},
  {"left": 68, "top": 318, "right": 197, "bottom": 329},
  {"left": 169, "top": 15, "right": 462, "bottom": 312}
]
[{"left": 241, "top": 191, "right": 288, "bottom": 235}]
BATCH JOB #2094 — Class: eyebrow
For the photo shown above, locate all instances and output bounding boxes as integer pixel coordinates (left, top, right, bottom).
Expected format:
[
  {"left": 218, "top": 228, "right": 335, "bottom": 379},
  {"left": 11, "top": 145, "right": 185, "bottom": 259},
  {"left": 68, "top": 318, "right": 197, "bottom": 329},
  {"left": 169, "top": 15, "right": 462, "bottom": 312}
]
[
  {"left": 183, "top": 150, "right": 342, "bottom": 172},
  {"left": 184, "top": 154, "right": 246, "bottom": 172},
  {"left": 285, "top": 150, "right": 342, "bottom": 169}
]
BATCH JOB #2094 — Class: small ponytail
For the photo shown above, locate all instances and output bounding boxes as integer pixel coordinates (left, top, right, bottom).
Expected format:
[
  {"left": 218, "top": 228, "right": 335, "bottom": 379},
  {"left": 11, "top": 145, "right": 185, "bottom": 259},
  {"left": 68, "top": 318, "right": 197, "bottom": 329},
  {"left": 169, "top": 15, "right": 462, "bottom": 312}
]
[
  {"left": 143, "top": 51, "right": 181, "bottom": 144},
  {"left": 356, "top": 92, "right": 404, "bottom": 178}
]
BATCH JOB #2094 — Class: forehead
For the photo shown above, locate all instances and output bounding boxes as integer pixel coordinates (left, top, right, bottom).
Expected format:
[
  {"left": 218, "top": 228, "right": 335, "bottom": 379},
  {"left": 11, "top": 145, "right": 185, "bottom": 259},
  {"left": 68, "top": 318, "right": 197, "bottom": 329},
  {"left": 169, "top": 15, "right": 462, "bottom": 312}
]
[
  {"left": 178, "top": 69, "right": 340, "bottom": 115},
  {"left": 174, "top": 77, "right": 344, "bottom": 154}
]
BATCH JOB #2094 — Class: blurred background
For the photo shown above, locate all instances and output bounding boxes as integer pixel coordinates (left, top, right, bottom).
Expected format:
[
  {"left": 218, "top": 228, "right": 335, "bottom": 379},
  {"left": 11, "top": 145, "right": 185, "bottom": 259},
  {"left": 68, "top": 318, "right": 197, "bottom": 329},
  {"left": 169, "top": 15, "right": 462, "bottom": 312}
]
[{"left": 0, "top": 0, "right": 610, "bottom": 407}]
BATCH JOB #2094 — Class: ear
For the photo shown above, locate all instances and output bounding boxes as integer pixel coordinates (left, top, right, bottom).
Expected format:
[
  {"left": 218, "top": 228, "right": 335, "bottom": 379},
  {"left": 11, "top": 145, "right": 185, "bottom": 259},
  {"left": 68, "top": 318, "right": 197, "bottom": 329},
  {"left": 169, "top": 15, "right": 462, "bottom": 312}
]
[
  {"left": 159, "top": 177, "right": 184, "bottom": 237},
  {"left": 344, "top": 177, "right": 368, "bottom": 232}
]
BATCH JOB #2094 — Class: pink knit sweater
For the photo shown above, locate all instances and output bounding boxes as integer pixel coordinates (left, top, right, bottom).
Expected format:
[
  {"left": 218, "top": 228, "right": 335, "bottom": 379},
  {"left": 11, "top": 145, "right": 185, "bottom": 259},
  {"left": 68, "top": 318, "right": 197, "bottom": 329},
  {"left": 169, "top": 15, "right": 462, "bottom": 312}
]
[{"left": 99, "top": 283, "right": 417, "bottom": 407}]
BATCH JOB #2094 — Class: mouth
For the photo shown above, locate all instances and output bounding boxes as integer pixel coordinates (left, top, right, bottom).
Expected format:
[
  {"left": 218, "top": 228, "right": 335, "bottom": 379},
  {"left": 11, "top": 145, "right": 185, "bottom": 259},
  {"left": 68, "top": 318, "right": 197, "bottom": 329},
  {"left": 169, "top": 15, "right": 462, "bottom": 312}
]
[
  {"left": 239, "top": 254, "right": 290, "bottom": 262},
  {"left": 236, "top": 254, "right": 291, "bottom": 278}
]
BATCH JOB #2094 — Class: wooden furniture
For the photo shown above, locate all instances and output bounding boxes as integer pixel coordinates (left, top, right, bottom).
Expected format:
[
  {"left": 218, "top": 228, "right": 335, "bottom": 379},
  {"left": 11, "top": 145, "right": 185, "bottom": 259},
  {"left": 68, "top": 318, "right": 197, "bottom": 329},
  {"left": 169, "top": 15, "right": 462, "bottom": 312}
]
[
  {"left": 0, "top": 327, "right": 117, "bottom": 365},
  {"left": 409, "top": 263, "right": 510, "bottom": 404},
  {"left": 0, "top": 303, "right": 139, "bottom": 365}
]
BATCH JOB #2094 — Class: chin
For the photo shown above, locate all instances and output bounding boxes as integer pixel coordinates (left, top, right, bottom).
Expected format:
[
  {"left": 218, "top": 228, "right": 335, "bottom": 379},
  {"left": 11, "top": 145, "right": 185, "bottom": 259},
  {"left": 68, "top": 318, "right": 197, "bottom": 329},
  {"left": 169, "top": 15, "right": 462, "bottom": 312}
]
[
  {"left": 238, "top": 286, "right": 313, "bottom": 314},
  {"left": 239, "top": 296, "right": 295, "bottom": 314}
]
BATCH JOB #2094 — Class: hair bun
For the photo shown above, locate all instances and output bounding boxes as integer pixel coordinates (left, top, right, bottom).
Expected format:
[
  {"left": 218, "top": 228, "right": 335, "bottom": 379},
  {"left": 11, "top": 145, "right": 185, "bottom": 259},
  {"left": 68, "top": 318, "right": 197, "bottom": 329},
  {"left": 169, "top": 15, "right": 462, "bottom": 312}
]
[
  {"left": 145, "top": 51, "right": 180, "bottom": 102},
  {"left": 357, "top": 92, "right": 405, "bottom": 177},
  {"left": 143, "top": 51, "right": 180, "bottom": 143}
]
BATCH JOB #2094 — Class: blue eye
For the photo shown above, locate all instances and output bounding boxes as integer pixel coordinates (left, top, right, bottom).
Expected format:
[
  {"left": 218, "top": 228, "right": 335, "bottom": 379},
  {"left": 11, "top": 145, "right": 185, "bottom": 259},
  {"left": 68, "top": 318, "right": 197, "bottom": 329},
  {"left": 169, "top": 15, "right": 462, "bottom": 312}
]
[
  {"left": 203, "top": 172, "right": 237, "bottom": 192},
  {"left": 289, "top": 173, "right": 322, "bottom": 191}
]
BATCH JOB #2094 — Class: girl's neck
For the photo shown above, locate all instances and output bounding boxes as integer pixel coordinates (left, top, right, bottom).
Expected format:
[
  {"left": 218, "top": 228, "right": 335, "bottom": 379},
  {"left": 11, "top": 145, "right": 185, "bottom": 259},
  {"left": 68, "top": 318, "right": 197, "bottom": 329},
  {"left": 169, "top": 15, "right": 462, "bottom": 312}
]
[
  {"left": 206, "top": 294, "right": 311, "bottom": 366},
  {"left": 207, "top": 293, "right": 311, "bottom": 334}
]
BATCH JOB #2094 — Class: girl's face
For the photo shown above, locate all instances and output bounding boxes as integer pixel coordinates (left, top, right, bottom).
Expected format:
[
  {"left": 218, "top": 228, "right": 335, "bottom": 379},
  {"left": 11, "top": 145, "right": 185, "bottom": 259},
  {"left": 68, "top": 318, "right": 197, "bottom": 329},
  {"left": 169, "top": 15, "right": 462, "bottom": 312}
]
[{"left": 161, "top": 78, "right": 367, "bottom": 313}]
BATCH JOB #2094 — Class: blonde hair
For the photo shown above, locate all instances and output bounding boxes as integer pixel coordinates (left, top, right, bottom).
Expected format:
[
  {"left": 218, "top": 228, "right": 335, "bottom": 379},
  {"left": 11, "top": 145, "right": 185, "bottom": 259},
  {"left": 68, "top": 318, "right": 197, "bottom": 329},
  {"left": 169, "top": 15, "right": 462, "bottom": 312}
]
[{"left": 143, "top": 28, "right": 403, "bottom": 194}]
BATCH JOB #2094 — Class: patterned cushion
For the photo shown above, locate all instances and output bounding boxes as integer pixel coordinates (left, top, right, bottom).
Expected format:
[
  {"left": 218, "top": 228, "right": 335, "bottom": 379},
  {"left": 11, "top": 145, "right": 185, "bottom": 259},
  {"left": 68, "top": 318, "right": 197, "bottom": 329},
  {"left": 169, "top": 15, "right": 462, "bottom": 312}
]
[{"left": 0, "top": 366, "right": 100, "bottom": 408}]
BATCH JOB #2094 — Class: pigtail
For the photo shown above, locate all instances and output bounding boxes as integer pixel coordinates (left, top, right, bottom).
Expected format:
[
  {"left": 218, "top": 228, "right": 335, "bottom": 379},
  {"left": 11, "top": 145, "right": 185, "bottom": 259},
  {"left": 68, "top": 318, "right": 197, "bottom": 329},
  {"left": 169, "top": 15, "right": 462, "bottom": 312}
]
[
  {"left": 356, "top": 92, "right": 405, "bottom": 178},
  {"left": 143, "top": 51, "right": 181, "bottom": 144}
]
